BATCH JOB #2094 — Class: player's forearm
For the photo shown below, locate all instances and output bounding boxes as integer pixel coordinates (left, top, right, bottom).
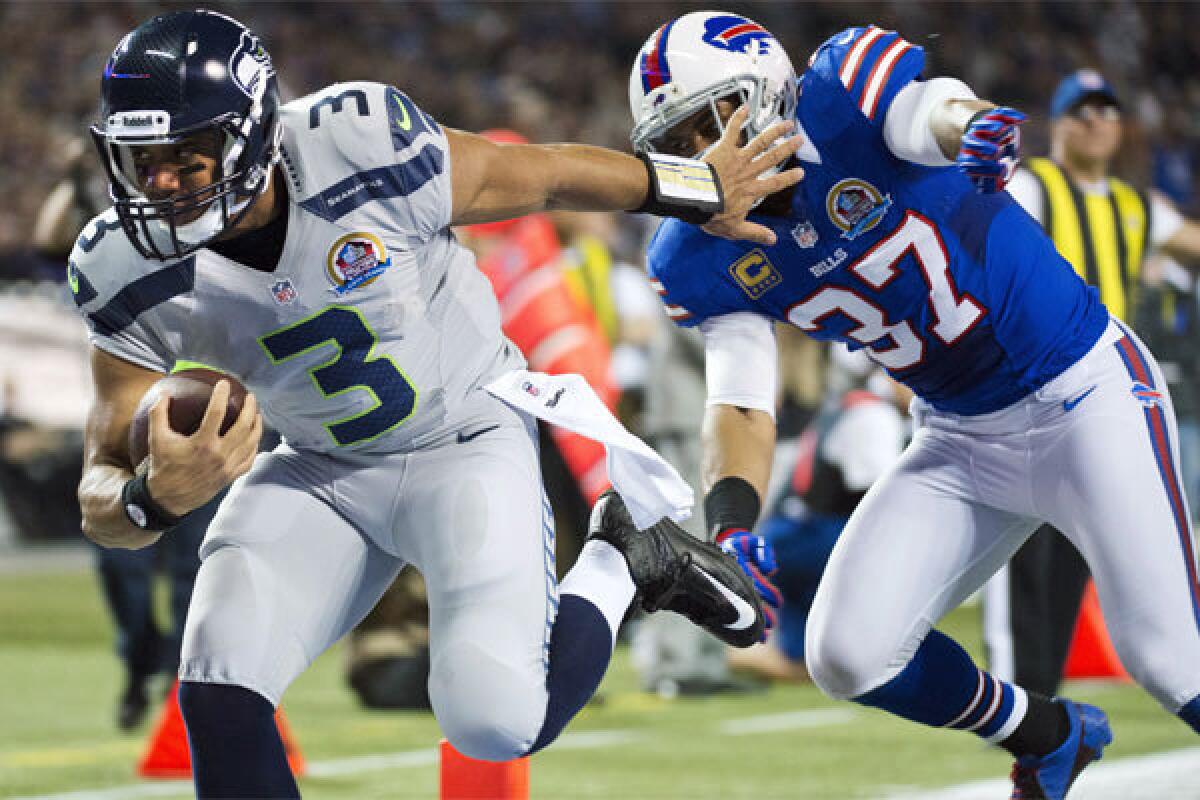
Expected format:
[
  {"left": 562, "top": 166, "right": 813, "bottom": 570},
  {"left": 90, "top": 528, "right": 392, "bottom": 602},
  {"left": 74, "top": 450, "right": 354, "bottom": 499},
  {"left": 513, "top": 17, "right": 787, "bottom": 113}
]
[
  {"left": 449, "top": 133, "right": 651, "bottom": 225},
  {"left": 701, "top": 403, "right": 775, "bottom": 499},
  {"left": 540, "top": 144, "right": 652, "bottom": 212},
  {"left": 931, "top": 98, "right": 996, "bottom": 160},
  {"left": 78, "top": 463, "right": 162, "bottom": 549}
]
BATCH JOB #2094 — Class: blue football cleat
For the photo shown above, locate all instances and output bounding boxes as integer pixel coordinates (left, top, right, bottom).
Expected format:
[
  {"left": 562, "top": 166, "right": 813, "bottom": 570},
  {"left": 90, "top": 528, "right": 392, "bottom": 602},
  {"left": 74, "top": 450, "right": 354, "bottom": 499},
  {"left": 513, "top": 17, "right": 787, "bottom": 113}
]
[{"left": 1010, "top": 700, "right": 1113, "bottom": 800}]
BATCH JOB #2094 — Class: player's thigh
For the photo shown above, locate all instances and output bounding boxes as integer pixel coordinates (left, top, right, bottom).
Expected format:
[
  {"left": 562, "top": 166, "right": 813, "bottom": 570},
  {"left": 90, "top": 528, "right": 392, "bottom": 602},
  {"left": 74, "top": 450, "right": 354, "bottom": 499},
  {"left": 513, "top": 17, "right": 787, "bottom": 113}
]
[
  {"left": 806, "top": 429, "right": 1038, "bottom": 699},
  {"left": 181, "top": 448, "right": 404, "bottom": 705},
  {"left": 397, "top": 413, "right": 555, "bottom": 758},
  {"left": 1038, "top": 344, "right": 1200, "bottom": 708}
]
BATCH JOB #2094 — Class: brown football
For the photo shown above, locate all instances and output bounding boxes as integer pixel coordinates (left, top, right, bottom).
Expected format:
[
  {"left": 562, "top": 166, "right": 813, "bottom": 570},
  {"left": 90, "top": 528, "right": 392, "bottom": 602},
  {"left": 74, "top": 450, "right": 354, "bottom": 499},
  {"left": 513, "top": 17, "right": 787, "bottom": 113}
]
[{"left": 128, "top": 369, "right": 248, "bottom": 468}]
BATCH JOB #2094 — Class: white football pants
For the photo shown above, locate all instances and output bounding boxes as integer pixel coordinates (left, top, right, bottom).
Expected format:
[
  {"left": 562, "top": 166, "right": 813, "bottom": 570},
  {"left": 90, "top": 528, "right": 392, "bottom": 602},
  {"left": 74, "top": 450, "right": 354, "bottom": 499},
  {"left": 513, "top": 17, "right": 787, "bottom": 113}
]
[{"left": 807, "top": 319, "right": 1200, "bottom": 715}]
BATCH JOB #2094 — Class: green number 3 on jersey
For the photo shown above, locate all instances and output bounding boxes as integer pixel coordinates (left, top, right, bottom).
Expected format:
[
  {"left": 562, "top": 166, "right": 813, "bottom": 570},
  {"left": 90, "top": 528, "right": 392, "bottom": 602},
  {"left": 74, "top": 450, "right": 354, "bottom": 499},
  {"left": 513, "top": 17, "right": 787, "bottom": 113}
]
[{"left": 260, "top": 305, "right": 418, "bottom": 446}]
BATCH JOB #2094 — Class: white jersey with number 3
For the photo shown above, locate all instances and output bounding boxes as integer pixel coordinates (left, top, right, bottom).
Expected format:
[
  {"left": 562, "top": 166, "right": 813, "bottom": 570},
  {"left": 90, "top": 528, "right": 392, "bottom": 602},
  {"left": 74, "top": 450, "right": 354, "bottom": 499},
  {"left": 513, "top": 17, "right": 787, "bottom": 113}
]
[{"left": 69, "top": 81, "right": 522, "bottom": 454}]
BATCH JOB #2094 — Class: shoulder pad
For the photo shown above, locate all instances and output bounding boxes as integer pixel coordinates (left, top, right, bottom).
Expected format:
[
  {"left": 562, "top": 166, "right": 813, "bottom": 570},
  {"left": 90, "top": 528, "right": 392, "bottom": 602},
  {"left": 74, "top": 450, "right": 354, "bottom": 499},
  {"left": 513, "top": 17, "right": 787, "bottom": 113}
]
[
  {"left": 69, "top": 210, "right": 195, "bottom": 334},
  {"left": 68, "top": 210, "right": 138, "bottom": 311},
  {"left": 808, "top": 26, "right": 925, "bottom": 123},
  {"left": 283, "top": 82, "right": 450, "bottom": 238}
]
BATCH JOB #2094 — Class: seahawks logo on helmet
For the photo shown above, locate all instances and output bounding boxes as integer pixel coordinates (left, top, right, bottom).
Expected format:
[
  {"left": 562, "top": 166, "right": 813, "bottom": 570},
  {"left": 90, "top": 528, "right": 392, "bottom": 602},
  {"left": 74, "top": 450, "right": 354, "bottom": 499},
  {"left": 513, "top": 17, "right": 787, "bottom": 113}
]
[
  {"left": 701, "top": 15, "right": 773, "bottom": 54},
  {"left": 230, "top": 31, "right": 273, "bottom": 98}
]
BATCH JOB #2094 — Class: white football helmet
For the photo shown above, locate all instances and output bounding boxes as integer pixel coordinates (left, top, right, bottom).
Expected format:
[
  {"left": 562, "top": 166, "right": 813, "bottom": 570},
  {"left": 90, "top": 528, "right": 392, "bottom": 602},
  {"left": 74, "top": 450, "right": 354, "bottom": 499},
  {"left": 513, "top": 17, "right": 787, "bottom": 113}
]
[{"left": 629, "top": 11, "right": 797, "bottom": 156}]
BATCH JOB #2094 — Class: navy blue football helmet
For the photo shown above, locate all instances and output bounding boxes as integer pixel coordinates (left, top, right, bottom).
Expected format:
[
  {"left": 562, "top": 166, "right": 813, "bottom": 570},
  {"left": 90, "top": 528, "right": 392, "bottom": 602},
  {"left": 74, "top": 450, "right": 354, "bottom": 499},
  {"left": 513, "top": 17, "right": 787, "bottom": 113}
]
[{"left": 91, "top": 10, "right": 282, "bottom": 260}]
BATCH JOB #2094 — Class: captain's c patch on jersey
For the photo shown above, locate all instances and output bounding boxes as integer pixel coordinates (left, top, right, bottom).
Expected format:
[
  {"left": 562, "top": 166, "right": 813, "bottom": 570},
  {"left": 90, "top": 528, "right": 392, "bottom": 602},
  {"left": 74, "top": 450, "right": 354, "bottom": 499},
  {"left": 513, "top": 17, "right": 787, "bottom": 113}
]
[
  {"left": 326, "top": 232, "right": 392, "bottom": 295},
  {"left": 729, "top": 249, "right": 782, "bottom": 299}
]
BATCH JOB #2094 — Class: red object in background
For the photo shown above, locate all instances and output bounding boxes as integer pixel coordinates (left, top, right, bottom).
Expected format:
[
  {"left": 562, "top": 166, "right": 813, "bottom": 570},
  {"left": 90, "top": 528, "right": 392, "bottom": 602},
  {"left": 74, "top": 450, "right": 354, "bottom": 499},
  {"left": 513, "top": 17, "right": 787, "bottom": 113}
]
[
  {"left": 138, "top": 679, "right": 306, "bottom": 779},
  {"left": 1063, "top": 580, "right": 1130, "bottom": 682},
  {"left": 439, "top": 739, "right": 529, "bottom": 800},
  {"left": 467, "top": 153, "right": 619, "bottom": 504}
]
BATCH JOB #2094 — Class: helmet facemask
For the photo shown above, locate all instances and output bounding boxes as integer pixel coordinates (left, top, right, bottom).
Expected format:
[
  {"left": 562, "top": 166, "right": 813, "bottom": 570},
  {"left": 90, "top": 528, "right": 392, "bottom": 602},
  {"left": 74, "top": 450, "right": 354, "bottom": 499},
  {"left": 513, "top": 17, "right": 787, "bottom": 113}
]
[
  {"left": 634, "top": 75, "right": 762, "bottom": 157},
  {"left": 91, "top": 10, "right": 282, "bottom": 261},
  {"left": 93, "top": 95, "right": 279, "bottom": 261}
]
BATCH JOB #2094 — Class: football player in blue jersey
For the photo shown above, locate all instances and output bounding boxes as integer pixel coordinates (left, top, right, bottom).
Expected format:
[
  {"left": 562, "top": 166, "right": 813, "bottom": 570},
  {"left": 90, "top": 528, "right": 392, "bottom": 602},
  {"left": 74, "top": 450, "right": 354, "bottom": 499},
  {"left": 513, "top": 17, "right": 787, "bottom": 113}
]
[{"left": 630, "top": 11, "right": 1200, "bottom": 800}]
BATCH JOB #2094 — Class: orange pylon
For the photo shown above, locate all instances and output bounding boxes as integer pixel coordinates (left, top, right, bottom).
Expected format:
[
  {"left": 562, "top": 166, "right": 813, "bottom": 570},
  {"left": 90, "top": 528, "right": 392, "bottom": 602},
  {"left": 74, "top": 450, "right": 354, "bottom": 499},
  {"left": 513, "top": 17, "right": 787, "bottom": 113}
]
[
  {"left": 138, "top": 680, "right": 306, "bottom": 778},
  {"left": 439, "top": 738, "right": 529, "bottom": 799},
  {"left": 1063, "top": 580, "right": 1130, "bottom": 681}
]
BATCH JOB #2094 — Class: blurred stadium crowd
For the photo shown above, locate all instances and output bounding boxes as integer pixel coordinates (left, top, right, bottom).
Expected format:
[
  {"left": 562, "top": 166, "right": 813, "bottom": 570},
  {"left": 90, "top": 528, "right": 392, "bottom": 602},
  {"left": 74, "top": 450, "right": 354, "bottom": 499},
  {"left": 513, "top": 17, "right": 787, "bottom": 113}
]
[
  {"left": 5, "top": 1, "right": 1200, "bottom": 258},
  {"left": 4, "top": 0, "right": 1200, "bottom": 718}
]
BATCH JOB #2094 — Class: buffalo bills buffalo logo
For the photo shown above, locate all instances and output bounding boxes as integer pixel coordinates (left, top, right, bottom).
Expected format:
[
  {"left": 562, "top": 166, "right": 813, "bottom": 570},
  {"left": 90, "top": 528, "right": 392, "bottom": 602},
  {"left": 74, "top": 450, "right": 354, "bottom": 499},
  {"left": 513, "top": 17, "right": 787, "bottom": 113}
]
[
  {"left": 1132, "top": 381, "right": 1164, "bottom": 408},
  {"left": 702, "top": 15, "right": 774, "bottom": 54}
]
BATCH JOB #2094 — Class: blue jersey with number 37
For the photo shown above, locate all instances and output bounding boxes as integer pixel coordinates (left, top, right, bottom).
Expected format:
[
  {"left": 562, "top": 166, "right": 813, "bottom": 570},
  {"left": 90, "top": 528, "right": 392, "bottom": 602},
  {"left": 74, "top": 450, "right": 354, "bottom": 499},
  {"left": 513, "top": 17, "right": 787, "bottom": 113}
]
[{"left": 647, "top": 27, "right": 1108, "bottom": 415}]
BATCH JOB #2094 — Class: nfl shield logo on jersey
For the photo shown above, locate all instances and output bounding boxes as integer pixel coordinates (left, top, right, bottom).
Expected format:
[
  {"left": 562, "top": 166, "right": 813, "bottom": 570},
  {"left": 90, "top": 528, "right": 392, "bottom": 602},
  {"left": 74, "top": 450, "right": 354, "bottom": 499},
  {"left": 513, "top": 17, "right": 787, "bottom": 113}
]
[
  {"left": 326, "top": 232, "right": 392, "bottom": 295},
  {"left": 791, "top": 221, "right": 819, "bottom": 248},
  {"left": 270, "top": 278, "right": 298, "bottom": 306}
]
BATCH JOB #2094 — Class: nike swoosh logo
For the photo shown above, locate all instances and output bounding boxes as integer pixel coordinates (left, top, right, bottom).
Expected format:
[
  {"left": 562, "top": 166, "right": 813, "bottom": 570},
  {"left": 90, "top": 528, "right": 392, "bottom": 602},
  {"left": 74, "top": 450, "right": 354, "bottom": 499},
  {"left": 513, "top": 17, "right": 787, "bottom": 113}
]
[
  {"left": 697, "top": 568, "right": 756, "bottom": 631},
  {"left": 1063, "top": 386, "right": 1097, "bottom": 412},
  {"left": 456, "top": 424, "right": 499, "bottom": 444},
  {"left": 391, "top": 92, "right": 411, "bottom": 131}
]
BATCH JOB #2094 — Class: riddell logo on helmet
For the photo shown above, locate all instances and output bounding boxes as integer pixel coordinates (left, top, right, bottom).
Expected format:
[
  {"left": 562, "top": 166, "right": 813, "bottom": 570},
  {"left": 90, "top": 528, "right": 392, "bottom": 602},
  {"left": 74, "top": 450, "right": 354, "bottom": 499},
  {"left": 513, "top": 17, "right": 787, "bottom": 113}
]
[{"left": 109, "top": 111, "right": 170, "bottom": 136}]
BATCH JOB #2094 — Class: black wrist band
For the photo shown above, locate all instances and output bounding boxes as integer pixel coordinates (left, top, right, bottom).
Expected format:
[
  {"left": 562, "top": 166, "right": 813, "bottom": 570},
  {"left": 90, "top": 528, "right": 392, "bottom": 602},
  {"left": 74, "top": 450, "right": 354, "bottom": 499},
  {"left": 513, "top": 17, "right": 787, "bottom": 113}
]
[
  {"left": 966, "top": 108, "right": 991, "bottom": 130},
  {"left": 631, "top": 152, "right": 724, "bottom": 225},
  {"left": 121, "top": 472, "right": 183, "bottom": 531},
  {"left": 704, "top": 476, "right": 761, "bottom": 540}
]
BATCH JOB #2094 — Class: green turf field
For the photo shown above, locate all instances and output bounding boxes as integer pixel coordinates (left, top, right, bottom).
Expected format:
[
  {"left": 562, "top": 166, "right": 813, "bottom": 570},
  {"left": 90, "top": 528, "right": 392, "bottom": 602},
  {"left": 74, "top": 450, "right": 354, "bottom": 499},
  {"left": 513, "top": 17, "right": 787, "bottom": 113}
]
[{"left": 1, "top": 568, "right": 1195, "bottom": 799}]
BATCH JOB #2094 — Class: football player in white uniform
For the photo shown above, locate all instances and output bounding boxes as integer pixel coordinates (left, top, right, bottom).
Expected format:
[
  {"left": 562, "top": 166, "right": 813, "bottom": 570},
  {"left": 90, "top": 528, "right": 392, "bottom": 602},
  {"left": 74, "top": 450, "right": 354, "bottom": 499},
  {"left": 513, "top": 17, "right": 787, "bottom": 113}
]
[{"left": 74, "top": 10, "right": 800, "bottom": 797}]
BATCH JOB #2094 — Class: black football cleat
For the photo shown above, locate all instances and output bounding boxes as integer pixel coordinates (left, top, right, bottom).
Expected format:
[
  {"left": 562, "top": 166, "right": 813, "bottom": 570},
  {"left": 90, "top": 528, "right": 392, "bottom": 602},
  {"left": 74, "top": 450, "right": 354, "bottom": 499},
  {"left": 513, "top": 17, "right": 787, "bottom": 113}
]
[{"left": 587, "top": 490, "right": 767, "bottom": 648}]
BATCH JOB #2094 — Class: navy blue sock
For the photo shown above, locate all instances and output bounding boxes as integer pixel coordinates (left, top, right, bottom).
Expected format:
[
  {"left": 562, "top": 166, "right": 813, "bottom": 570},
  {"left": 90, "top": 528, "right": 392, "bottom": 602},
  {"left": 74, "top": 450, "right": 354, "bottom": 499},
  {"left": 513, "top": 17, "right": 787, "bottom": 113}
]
[
  {"left": 1181, "top": 694, "right": 1200, "bottom": 734},
  {"left": 179, "top": 681, "right": 299, "bottom": 799},
  {"left": 855, "top": 629, "right": 1028, "bottom": 743},
  {"left": 528, "top": 594, "right": 614, "bottom": 753}
]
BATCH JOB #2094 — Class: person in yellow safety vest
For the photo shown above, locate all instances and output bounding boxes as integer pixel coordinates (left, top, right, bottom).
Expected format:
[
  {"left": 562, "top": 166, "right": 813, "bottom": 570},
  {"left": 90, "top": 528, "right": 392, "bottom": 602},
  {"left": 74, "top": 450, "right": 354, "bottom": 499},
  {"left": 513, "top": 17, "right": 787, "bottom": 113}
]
[{"left": 985, "top": 68, "right": 1200, "bottom": 699}]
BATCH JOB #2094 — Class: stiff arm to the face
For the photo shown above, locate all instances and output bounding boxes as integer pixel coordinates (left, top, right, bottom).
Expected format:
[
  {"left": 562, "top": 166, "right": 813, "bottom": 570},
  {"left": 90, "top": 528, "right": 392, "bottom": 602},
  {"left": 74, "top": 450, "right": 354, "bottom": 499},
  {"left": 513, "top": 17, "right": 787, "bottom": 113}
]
[{"left": 444, "top": 105, "right": 803, "bottom": 248}]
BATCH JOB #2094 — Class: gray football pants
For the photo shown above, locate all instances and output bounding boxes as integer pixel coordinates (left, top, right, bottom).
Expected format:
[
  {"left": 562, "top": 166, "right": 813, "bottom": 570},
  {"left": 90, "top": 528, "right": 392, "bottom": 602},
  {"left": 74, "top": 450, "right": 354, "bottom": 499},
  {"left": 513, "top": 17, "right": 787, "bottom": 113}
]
[{"left": 179, "top": 400, "right": 558, "bottom": 760}]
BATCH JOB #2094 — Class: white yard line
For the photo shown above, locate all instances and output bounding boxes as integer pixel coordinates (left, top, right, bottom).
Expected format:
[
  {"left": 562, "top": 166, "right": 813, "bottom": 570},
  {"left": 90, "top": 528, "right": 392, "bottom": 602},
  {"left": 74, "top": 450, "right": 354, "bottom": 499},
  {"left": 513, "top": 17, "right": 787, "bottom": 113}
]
[
  {"left": 12, "top": 783, "right": 192, "bottom": 800},
  {"left": 304, "top": 746, "right": 439, "bottom": 778},
  {"left": 882, "top": 746, "right": 1200, "bottom": 800},
  {"left": 11, "top": 729, "right": 639, "bottom": 800},
  {"left": 28, "top": 713, "right": 1192, "bottom": 800},
  {"left": 718, "top": 708, "right": 858, "bottom": 735}
]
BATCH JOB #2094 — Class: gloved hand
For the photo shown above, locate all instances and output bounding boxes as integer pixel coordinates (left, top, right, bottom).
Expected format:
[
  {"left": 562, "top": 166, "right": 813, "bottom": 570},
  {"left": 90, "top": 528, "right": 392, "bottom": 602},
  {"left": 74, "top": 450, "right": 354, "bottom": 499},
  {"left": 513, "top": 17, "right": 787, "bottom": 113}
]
[
  {"left": 715, "top": 528, "right": 782, "bottom": 638},
  {"left": 955, "top": 106, "right": 1027, "bottom": 193}
]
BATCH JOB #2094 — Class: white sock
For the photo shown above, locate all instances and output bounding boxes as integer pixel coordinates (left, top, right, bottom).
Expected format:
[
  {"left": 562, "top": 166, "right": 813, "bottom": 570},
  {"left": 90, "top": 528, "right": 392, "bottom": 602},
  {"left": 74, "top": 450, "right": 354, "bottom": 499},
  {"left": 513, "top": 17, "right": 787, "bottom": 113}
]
[{"left": 559, "top": 540, "right": 637, "bottom": 647}]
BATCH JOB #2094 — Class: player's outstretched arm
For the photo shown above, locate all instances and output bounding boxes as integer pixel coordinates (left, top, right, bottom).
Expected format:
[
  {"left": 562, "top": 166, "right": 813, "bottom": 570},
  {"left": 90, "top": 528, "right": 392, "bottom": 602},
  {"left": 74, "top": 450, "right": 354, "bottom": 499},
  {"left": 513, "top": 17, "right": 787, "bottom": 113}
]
[
  {"left": 446, "top": 106, "right": 802, "bottom": 246},
  {"left": 79, "top": 348, "right": 261, "bottom": 548}
]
